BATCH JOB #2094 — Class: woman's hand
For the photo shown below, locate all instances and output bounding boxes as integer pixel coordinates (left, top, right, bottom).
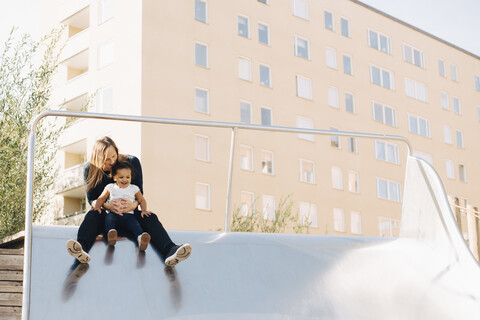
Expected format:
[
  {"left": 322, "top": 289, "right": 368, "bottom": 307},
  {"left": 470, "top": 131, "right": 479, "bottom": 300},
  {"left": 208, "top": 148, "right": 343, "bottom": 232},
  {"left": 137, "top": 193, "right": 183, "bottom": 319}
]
[{"left": 141, "top": 210, "right": 152, "bottom": 218}]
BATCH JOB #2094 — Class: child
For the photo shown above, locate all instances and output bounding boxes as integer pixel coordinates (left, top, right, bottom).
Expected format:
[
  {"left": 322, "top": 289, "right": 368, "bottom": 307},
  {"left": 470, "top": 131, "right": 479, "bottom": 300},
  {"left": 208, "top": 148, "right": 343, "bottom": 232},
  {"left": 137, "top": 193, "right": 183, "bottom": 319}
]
[{"left": 93, "top": 161, "right": 151, "bottom": 251}]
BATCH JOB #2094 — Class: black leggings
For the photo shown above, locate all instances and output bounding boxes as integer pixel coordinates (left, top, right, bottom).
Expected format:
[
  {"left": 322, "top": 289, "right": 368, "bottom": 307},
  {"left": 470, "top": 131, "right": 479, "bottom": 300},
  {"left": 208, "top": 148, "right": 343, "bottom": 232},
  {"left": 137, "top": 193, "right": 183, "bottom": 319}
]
[{"left": 77, "top": 209, "right": 175, "bottom": 256}]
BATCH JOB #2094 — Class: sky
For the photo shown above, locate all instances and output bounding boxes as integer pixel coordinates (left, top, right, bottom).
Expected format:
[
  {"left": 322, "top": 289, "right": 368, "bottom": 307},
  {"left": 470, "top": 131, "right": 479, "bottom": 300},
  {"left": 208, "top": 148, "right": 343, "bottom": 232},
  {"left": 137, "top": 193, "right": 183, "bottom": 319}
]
[{"left": 0, "top": 0, "right": 479, "bottom": 56}]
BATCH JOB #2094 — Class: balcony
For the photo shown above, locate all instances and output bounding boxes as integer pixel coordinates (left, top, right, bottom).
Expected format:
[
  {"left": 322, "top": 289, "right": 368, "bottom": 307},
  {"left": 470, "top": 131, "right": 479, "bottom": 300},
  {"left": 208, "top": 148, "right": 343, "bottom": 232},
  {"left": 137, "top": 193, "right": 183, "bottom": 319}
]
[
  {"left": 60, "top": 28, "right": 90, "bottom": 63},
  {"left": 56, "top": 163, "right": 85, "bottom": 196},
  {"left": 58, "top": 70, "right": 89, "bottom": 103},
  {"left": 59, "top": 0, "right": 89, "bottom": 27}
]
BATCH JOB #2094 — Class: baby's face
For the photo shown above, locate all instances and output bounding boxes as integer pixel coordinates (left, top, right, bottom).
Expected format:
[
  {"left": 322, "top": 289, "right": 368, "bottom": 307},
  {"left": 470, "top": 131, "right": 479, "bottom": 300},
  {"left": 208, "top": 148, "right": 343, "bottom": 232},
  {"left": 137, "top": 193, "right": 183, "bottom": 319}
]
[{"left": 113, "top": 168, "right": 132, "bottom": 188}]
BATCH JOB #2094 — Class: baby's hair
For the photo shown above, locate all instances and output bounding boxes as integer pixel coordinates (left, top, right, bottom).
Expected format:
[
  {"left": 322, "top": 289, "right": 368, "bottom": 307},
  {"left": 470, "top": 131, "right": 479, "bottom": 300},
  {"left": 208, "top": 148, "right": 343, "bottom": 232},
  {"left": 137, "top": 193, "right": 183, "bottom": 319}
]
[{"left": 112, "top": 161, "right": 134, "bottom": 178}]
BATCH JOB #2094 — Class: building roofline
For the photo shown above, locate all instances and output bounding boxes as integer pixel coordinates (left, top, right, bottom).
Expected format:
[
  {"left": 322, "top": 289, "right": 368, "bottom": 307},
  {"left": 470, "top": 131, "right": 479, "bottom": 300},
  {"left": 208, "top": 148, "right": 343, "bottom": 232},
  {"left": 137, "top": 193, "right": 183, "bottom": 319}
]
[{"left": 350, "top": 0, "right": 480, "bottom": 61}]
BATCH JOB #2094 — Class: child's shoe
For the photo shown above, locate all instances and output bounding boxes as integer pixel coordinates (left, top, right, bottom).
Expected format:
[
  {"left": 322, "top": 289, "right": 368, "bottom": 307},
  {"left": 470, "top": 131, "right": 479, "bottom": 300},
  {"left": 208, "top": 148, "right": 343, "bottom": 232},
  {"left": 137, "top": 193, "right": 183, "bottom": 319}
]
[
  {"left": 107, "top": 229, "right": 117, "bottom": 246},
  {"left": 138, "top": 232, "right": 151, "bottom": 251},
  {"left": 66, "top": 239, "right": 91, "bottom": 263},
  {"left": 165, "top": 244, "right": 192, "bottom": 267}
]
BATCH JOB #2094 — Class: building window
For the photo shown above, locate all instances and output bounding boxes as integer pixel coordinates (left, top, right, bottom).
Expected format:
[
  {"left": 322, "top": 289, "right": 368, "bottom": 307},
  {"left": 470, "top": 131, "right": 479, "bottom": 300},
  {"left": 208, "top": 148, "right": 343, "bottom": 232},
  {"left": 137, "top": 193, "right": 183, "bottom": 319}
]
[
  {"left": 456, "top": 130, "right": 464, "bottom": 148},
  {"left": 459, "top": 164, "right": 467, "bottom": 183},
  {"left": 343, "top": 55, "right": 353, "bottom": 75},
  {"left": 326, "top": 47, "right": 337, "bottom": 69},
  {"left": 441, "top": 92, "right": 449, "bottom": 110},
  {"left": 408, "top": 114, "right": 430, "bottom": 138},
  {"left": 331, "top": 166, "right": 343, "bottom": 190},
  {"left": 195, "top": 182, "right": 211, "bottom": 210},
  {"left": 438, "top": 59, "right": 446, "bottom": 77},
  {"left": 378, "top": 217, "right": 399, "bottom": 237},
  {"left": 262, "top": 195, "right": 275, "bottom": 220},
  {"left": 98, "top": 0, "right": 114, "bottom": 24},
  {"left": 368, "top": 29, "right": 391, "bottom": 54},
  {"left": 194, "top": 0, "right": 207, "bottom": 23},
  {"left": 241, "top": 191, "right": 254, "bottom": 216},
  {"left": 348, "top": 171, "right": 360, "bottom": 193},
  {"left": 296, "top": 116, "right": 314, "bottom": 141},
  {"left": 240, "top": 145, "right": 253, "bottom": 171},
  {"left": 475, "top": 75, "right": 480, "bottom": 91},
  {"left": 345, "top": 93, "right": 355, "bottom": 113},
  {"left": 370, "top": 65, "right": 394, "bottom": 90},
  {"left": 405, "top": 78, "right": 428, "bottom": 102},
  {"left": 328, "top": 87, "right": 339, "bottom": 108},
  {"left": 296, "top": 75, "right": 312, "bottom": 100},
  {"left": 412, "top": 150, "right": 433, "bottom": 166},
  {"left": 240, "top": 101, "right": 252, "bottom": 124},
  {"left": 347, "top": 137, "right": 357, "bottom": 153},
  {"left": 333, "top": 208, "right": 345, "bottom": 232},
  {"left": 299, "top": 159, "right": 315, "bottom": 184},
  {"left": 443, "top": 125, "right": 452, "bottom": 144},
  {"left": 351, "top": 211, "right": 362, "bottom": 235},
  {"left": 324, "top": 10, "right": 334, "bottom": 30},
  {"left": 402, "top": 44, "right": 424, "bottom": 68},
  {"left": 375, "top": 140, "right": 399, "bottom": 164},
  {"left": 238, "top": 57, "right": 252, "bottom": 81},
  {"left": 260, "top": 107, "right": 272, "bottom": 126},
  {"left": 238, "top": 15, "right": 250, "bottom": 38},
  {"left": 299, "top": 202, "right": 318, "bottom": 228},
  {"left": 195, "top": 42, "right": 208, "bottom": 67},
  {"left": 292, "top": 0, "right": 308, "bottom": 20},
  {"left": 294, "top": 36, "right": 309, "bottom": 59},
  {"left": 478, "top": 106, "right": 480, "bottom": 122},
  {"left": 453, "top": 97, "right": 461, "bottom": 115},
  {"left": 340, "top": 17, "right": 350, "bottom": 37},
  {"left": 98, "top": 40, "right": 114, "bottom": 69},
  {"left": 376, "top": 178, "right": 401, "bottom": 202},
  {"left": 195, "top": 88, "right": 209, "bottom": 114},
  {"left": 97, "top": 86, "right": 113, "bottom": 112},
  {"left": 195, "top": 134, "right": 210, "bottom": 162},
  {"left": 446, "top": 160, "right": 455, "bottom": 179},
  {"left": 261, "top": 150, "right": 274, "bottom": 175},
  {"left": 258, "top": 0, "right": 269, "bottom": 4},
  {"left": 259, "top": 64, "right": 271, "bottom": 87},
  {"left": 258, "top": 22, "right": 270, "bottom": 45},
  {"left": 450, "top": 64, "right": 458, "bottom": 81},
  {"left": 330, "top": 128, "right": 341, "bottom": 149},
  {"left": 372, "top": 102, "right": 397, "bottom": 127}
]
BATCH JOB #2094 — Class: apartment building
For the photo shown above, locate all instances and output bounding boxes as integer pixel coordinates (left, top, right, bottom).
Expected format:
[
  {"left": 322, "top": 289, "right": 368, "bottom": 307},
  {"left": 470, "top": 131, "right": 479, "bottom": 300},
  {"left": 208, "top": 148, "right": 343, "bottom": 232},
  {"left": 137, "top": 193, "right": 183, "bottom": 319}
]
[{"left": 41, "top": 0, "right": 480, "bottom": 245}]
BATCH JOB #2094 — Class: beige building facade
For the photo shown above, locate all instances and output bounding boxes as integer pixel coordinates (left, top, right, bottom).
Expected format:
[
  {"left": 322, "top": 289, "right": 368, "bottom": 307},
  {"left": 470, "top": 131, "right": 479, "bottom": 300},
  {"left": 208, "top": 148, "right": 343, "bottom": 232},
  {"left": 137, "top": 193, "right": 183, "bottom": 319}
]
[{"left": 41, "top": 0, "right": 480, "bottom": 248}]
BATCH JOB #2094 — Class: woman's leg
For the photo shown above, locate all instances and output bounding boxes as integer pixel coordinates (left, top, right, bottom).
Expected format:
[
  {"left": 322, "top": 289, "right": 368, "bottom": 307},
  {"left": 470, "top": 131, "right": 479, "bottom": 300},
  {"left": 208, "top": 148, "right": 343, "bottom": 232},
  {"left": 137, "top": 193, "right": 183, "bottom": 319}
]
[
  {"left": 77, "top": 209, "right": 107, "bottom": 252},
  {"left": 134, "top": 211, "right": 174, "bottom": 256}
]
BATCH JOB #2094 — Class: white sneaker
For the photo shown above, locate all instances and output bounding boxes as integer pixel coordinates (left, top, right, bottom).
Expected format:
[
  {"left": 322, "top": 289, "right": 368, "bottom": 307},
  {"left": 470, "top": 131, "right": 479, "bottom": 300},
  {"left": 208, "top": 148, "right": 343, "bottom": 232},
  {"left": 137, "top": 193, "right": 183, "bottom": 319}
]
[
  {"left": 107, "top": 229, "right": 117, "bottom": 246},
  {"left": 66, "top": 239, "right": 91, "bottom": 263},
  {"left": 138, "top": 232, "right": 151, "bottom": 251},
  {"left": 165, "top": 244, "right": 192, "bottom": 267}
]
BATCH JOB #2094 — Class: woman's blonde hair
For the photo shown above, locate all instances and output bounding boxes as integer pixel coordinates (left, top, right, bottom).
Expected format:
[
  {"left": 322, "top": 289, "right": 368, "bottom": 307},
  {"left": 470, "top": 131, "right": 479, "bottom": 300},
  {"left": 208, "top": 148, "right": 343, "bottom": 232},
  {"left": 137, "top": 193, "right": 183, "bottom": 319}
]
[{"left": 86, "top": 137, "right": 126, "bottom": 191}]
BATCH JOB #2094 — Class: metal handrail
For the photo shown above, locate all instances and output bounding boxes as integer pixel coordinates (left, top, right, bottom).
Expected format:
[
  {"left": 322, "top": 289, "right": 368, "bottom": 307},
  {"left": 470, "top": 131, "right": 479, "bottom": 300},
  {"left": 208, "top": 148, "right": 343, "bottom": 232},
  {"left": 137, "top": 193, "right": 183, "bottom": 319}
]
[{"left": 22, "top": 110, "right": 412, "bottom": 319}]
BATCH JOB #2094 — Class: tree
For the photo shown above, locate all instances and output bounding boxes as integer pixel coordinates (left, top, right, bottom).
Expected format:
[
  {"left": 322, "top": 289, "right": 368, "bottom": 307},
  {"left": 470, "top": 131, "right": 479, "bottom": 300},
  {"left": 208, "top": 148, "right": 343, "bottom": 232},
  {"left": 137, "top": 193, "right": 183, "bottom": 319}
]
[{"left": 0, "top": 28, "right": 67, "bottom": 238}]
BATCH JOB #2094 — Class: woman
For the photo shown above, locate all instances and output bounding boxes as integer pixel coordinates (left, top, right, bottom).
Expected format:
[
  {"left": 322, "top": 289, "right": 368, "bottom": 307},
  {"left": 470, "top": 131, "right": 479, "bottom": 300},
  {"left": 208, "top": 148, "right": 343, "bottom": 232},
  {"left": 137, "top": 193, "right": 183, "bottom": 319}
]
[{"left": 66, "top": 136, "right": 191, "bottom": 267}]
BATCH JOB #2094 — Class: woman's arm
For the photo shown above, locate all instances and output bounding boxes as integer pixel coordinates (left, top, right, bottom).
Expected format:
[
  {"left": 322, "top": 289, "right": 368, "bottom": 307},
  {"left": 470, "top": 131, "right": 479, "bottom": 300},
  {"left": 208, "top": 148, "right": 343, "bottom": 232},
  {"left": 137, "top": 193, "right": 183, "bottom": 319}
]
[{"left": 93, "top": 189, "right": 110, "bottom": 213}]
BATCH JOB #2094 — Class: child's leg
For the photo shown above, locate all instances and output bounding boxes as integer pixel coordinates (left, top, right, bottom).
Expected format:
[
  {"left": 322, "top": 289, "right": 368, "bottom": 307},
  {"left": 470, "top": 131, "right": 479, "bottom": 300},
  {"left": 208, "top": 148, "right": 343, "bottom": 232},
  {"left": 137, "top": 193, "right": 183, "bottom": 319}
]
[
  {"left": 123, "top": 214, "right": 150, "bottom": 251},
  {"left": 105, "top": 213, "right": 118, "bottom": 246}
]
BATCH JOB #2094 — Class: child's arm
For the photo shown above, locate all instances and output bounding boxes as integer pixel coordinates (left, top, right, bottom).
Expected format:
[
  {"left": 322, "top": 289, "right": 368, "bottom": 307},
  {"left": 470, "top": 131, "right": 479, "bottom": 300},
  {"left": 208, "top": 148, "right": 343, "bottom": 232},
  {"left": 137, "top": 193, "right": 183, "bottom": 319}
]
[
  {"left": 135, "top": 191, "right": 151, "bottom": 217},
  {"left": 93, "top": 189, "right": 110, "bottom": 213}
]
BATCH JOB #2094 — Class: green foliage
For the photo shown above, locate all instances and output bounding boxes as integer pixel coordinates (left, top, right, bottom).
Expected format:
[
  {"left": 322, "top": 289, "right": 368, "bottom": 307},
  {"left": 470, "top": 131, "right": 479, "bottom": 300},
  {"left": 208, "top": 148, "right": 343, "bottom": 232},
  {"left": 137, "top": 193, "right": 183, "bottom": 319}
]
[
  {"left": 0, "top": 28, "right": 66, "bottom": 238},
  {"left": 231, "top": 195, "right": 310, "bottom": 234}
]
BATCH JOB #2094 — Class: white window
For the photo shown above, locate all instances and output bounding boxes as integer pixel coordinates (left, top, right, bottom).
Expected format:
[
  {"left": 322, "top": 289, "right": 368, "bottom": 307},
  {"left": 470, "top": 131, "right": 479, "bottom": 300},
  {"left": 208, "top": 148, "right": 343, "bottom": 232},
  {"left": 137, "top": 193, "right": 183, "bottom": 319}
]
[
  {"left": 296, "top": 75, "right": 312, "bottom": 100},
  {"left": 375, "top": 140, "right": 399, "bottom": 164},
  {"left": 347, "top": 137, "right": 357, "bottom": 153},
  {"left": 443, "top": 125, "right": 452, "bottom": 144},
  {"left": 446, "top": 160, "right": 455, "bottom": 179},
  {"left": 348, "top": 171, "right": 360, "bottom": 193},
  {"left": 261, "top": 150, "right": 274, "bottom": 175},
  {"left": 456, "top": 130, "right": 464, "bottom": 148},
  {"left": 296, "top": 116, "right": 314, "bottom": 141},
  {"left": 333, "top": 208, "right": 345, "bottom": 232},
  {"left": 258, "top": 0, "right": 269, "bottom": 4},
  {"left": 330, "top": 127, "right": 341, "bottom": 149},
  {"left": 195, "top": 134, "right": 210, "bottom": 162},
  {"left": 376, "top": 178, "right": 401, "bottom": 202},
  {"left": 343, "top": 55, "right": 353, "bottom": 75},
  {"left": 475, "top": 75, "right": 480, "bottom": 91},
  {"left": 331, "top": 166, "right": 343, "bottom": 190},
  {"left": 299, "top": 202, "right": 318, "bottom": 228},
  {"left": 240, "top": 145, "right": 253, "bottom": 171},
  {"left": 293, "top": 0, "right": 308, "bottom": 20},
  {"left": 405, "top": 78, "right": 428, "bottom": 102},
  {"left": 240, "top": 191, "right": 254, "bottom": 216},
  {"left": 459, "top": 164, "right": 467, "bottom": 183},
  {"left": 368, "top": 29, "right": 391, "bottom": 54},
  {"left": 402, "top": 44, "right": 424, "bottom": 68},
  {"left": 370, "top": 65, "right": 394, "bottom": 89},
  {"left": 345, "top": 93, "right": 355, "bottom": 113},
  {"left": 240, "top": 101, "right": 252, "bottom": 124},
  {"left": 258, "top": 22, "right": 270, "bottom": 45},
  {"left": 260, "top": 107, "right": 272, "bottom": 126},
  {"left": 378, "top": 217, "right": 399, "bottom": 237},
  {"left": 340, "top": 17, "right": 350, "bottom": 37},
  {"left": 299, "top": 159, "right": 315, "bottom": 184},
  {"left": 324, "top": 10, "right": 334, "bottom": 30},
  {"left": 97, "top": 86, "right": 113, "bottom": 112},
  {"left": 351, "top": 211, "right": 362, "bottom": 235},
  {"left": 259, "top": 64, "right": 271, "bottom": 87},
  {"left": 195, "top": 42, "right": 208, "bottom": 67},
  {"left": 262, "top": 195, "right": 275, "bottom": 220},
  {"left": 238, "top": 15, "right": 250, "bottom": 38},
  {"left": 412, "top": 150, "right": 433, "bottom": 166},
  {"left": 328, "top": 87, "right": 339, "bottom": 108},
  {"left": 98, "top": 40, "right": 114, "bottom": 69},
  {"left": 441, "top": 92, "right": 449, "bottom": 110},
  {"left": 294, "top": 36, "right": 309, "bottom": 59},
  {"left": 195, "top": 88, "right": 209, "bottom": 114},
  {"left": 98, "top": 0, "right": 114, "bottom": 24},
  {"left": 194, "top": 0, "right": 207, "bottom": 23},
  {"left": 408, "top": 114, "right": 430, "bottom": 138},
  {"left": 372, "top": 102, "right": 397, "bottom": 127},
  {"left": 326, "top": 47, "right": 337, "bottom": 69},
  {"left": 450, "top": 64, "right": 458, "bottom": 81},
  {"left": 453, "top": 97, "right": 461, "bottom": 115},
  {"left": 238, "top": 57, "right": 252, "bottom": 81},
  {"left": 438, "top": 59, "right": 446, "bottom": 77},
  {"left": 195, "top": 182, "right": 210, "bottom": 210}
]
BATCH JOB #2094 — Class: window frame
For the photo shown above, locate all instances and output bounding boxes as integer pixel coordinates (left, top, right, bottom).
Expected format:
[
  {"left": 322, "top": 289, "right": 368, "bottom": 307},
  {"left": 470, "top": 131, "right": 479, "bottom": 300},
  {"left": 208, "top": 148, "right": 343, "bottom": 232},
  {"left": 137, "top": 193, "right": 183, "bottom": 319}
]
[
  {"left": 299, "top": 158, "right": 316, "bottom": 184},
  {"left": 194, "top": 41, "right": 208, "bottom": 68}
]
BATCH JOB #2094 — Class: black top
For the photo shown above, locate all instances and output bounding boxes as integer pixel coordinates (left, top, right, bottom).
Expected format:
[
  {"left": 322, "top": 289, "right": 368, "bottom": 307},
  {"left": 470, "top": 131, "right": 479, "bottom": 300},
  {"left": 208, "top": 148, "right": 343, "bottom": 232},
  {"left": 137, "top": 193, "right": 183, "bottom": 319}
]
[{"left": 83, "top": 155, "right": 143, "bottom": 205}]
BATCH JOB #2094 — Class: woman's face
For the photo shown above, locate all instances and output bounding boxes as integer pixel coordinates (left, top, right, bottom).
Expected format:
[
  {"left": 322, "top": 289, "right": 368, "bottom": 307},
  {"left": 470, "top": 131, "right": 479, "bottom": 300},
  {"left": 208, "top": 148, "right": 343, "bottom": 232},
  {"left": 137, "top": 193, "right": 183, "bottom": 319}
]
[{"left": 102, "top": 146, "right": 118, "bottom": 171}]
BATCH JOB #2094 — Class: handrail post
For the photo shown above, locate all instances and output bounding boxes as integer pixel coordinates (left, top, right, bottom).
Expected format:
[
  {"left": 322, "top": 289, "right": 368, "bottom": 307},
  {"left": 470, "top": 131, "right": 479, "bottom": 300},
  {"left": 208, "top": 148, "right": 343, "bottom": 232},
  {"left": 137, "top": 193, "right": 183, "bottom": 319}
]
[{"left": 224, "top": 127, "right": 238, "bottom": 232}]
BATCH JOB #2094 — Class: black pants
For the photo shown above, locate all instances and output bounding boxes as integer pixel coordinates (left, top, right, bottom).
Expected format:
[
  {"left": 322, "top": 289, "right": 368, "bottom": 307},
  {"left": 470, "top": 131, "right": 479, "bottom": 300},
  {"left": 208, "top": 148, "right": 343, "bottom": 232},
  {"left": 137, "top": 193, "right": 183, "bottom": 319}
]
[{"left": 77, "top": 209, "right": 175, "bottom": 256}]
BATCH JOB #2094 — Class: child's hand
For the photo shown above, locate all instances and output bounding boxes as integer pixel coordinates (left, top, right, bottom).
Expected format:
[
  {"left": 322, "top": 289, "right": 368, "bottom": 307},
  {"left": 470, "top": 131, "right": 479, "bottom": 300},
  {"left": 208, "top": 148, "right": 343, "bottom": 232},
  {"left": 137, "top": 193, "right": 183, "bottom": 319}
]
[
  {"left": 93, "top": 205, "right": 102, "bottom": 213},
  {"left": 141, "top": 210, "right": 151, "bottom": 218}
]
